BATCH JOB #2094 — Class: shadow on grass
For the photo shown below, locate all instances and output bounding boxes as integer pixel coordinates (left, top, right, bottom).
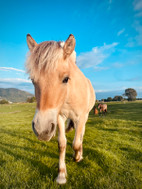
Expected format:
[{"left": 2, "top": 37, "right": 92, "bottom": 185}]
[
  {"left": 120, "top": 146, "right": 142, "bottom": 162},
  {"left": 0, "top": 128, "right": 60, "bottom": 180},
  {"left": 0, "top": 128, "right": 44, "bottom": 146},
  {"left": 0, "top": 141, "right": 58, "bottom": 159},
  {"left": 0, "top": 142, "right": 58, "bottom": 179},
  {"left": 0, "top": 159, "right": 6, "bottom": 166},
  {"left": 66, "top": 139, "right": 114, "bottom": 174},
  {"left": 84, "top": 147, "right": 112, "bottom": 172}
]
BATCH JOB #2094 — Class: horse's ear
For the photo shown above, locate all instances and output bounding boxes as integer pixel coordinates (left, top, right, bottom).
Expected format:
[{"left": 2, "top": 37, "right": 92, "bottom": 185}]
[
  {"left": 63, "top": 34, "right": 76, "bottom": 59},
  {"left": 26, "top": 34, "right": 37, "bottom": 51}
]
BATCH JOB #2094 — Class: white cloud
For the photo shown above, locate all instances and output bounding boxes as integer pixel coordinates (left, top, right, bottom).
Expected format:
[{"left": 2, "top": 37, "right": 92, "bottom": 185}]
[
  {"left": 125, "top": 76, "right": 142, "bottom": 82},
  {"left": 126, "top": 1, "right": 142, "bottom": 47},
  {"left": 108, "top": 0, "right": 112, "bottom": 10},
  {"left": 0, "top": 78, "right": 33, "bottom": 93},
  {"left": 137, "top": 86, "right": 142, "bottom": 90},
  {"left": 135, "top": 21, "right": 142, "bottom": 45},
  {"left": 133, "top": 0, "right": 142, "bottom": 11},
  {"left": 133, "top": 0, "right": 142, "bottom": 17},
  {"left": 135, "top": 11, "right": 142, "bottom": 17},
  {"left": 77, "top": 42, "right": 118, "bottom": 69},
  {"left": 109, "top": 0, "right": 112, "bottom": 4},
  {"left": 0, "top": 67, "right": 25, "bottom": 73},
  {"left": 0, "top": 78, "right": 31, "bottom": 83},
  {"left": 126, "top": 21, "right": 142, "bottom": 47},
  {"left": 126, "top": 38, "right": 135, "bottom": 47},
  {"left": 117, "top": 28, "right": 125, "bottom": 36},
  {"left": 112, "top": 62, "right": 123, "bottom": 68}
]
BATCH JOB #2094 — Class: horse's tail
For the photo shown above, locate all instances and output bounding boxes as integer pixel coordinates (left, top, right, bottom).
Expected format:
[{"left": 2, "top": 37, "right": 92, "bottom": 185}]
[{"left": 66, "top": 119, "right": 74, "bottom": 133}]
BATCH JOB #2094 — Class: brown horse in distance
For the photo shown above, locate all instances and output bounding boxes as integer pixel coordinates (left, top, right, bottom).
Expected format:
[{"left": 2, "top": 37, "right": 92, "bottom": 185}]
[
  {"left": 98, "top": 103, "right": 107, "bottom": 114},
  {"left": 94, "top": 106, "right": 99, "bottom": 115}
]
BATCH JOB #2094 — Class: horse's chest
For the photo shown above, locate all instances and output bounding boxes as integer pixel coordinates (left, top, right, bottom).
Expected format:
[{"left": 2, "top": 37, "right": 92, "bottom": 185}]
[{"left": 60, "top": 106, "right": 79, "bottom": 122}]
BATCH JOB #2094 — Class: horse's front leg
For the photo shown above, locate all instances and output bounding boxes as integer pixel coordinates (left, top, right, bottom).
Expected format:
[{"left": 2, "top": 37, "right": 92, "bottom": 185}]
[
  {"left": 73, "top": 114, "right": 88, "bottom": 162},
  {"left": 56, "top": 115, "right": 67, "bottom": 184}
]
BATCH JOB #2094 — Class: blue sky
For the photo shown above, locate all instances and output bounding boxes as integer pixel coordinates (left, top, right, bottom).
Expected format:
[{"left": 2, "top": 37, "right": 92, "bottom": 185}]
[{"left": 0, "top": 0, "right": 142, "bottom": 97}]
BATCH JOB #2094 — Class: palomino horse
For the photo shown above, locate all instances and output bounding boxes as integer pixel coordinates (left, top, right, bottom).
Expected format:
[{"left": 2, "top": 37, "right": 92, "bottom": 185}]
[
  {"left": 98, "top": 103, "right": 107, "bottom": 114},
  {"left": 26, "top": 34, "right": 95, "bottom": 184}
]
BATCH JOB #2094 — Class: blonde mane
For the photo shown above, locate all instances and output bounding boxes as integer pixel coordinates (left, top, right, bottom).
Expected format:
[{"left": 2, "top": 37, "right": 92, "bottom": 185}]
[{"left": 26, "top": 41, "right": 64, "bottom": 81}]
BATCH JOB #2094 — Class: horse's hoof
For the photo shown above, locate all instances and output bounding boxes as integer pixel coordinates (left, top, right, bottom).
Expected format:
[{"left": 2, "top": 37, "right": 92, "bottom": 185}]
[
  {"left": 74, "top": 156, "right": 83, "bottom": 162},
  {"left": 56, "top": 176, "right": 67, "bottom": 184}
]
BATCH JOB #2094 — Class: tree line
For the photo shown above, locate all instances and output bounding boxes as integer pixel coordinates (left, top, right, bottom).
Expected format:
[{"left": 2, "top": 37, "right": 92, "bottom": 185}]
[{"left": 99, "top": 88, "right": 139, "bottom": 102}]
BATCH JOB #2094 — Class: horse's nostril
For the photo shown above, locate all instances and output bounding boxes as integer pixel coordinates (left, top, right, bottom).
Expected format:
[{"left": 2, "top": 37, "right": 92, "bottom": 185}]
[
  {"left": 45, "top": 130, "right": 49, "bottom": 135},
  {"left": 32, "top": 121, "right": 39, "bottom": 136}
]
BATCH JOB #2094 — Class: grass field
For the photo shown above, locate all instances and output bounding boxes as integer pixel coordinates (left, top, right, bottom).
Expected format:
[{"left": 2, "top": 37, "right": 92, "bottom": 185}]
[{"left": 0, "top": 101, "right": 142, "bottom": 189}]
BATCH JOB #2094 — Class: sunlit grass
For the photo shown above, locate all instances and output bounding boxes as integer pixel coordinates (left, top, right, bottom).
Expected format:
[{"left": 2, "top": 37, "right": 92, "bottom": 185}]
[{"left": 0, "top": 102, "right": 142, "bottom": 188}]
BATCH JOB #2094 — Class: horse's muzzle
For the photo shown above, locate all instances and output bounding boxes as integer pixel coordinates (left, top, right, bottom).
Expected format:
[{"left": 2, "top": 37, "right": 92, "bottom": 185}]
[{"left": 32, "top": 121, "right": 56, "bottom": 141}]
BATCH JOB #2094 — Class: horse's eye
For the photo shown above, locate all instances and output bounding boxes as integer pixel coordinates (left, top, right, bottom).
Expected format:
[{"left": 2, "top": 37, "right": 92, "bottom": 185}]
[{"left": 63, "top": 77, "right": 69, "bottom": 83}]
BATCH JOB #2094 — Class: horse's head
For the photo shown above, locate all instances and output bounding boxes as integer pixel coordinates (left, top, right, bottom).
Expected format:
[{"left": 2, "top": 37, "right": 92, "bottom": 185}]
[
  {"left": 98, "top": 104, "right": 101, "bottom": 109},
  {"left": 26, "top": 34, "right": 76, "bottom": 141}
]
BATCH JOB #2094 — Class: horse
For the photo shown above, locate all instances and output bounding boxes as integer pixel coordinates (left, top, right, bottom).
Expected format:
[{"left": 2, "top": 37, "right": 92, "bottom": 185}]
[
  {"left": 26, "top": 34, "right": 96, "bottom": 184},
  {"left": 98, "top": 103, "right": 107, "bottom": 114},
  {"left": 94, "top": 106, "right": 99, "bottom": 115}
]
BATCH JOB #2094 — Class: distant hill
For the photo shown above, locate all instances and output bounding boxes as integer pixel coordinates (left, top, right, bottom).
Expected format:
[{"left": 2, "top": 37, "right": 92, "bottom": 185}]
[{"left": 0, "top": 88, "right": 34, "bottom": 103}]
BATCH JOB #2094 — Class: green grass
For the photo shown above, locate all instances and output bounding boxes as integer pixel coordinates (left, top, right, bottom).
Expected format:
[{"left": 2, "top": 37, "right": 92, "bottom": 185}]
[{"left": 0, "top": 102, "right": 142, "bottom": 189}]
